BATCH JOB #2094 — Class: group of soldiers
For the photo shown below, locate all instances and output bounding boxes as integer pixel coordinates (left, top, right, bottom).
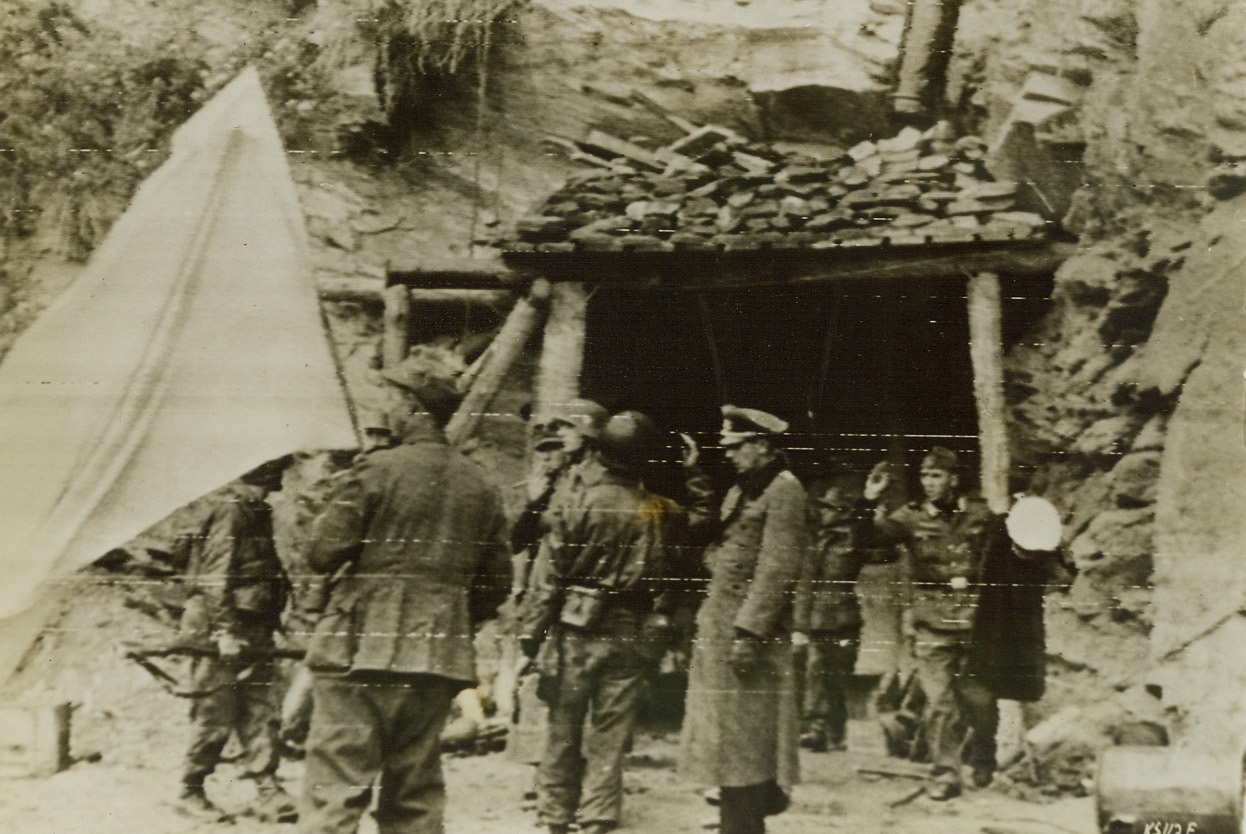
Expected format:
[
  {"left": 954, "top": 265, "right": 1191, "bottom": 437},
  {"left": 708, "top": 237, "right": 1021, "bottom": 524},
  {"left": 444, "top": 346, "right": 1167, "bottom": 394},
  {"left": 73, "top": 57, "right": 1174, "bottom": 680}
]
[{"left": 167, "top": 353, "right": 1061, "bottom": 834}]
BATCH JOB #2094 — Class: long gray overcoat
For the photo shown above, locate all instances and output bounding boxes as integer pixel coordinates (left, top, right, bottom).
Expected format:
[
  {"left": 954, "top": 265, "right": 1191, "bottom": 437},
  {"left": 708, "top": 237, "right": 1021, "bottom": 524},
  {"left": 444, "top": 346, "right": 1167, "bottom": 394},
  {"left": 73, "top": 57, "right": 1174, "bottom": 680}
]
[{"left": 679, "top": 463, "right": 810, "bottom": 789}]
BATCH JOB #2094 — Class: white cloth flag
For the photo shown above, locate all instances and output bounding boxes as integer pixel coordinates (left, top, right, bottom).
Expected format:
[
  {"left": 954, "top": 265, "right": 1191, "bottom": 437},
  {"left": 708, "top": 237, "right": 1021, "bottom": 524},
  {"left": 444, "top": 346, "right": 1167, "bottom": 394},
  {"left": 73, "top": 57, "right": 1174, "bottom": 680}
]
[{"left": 0, "top": 67, "right": 357, "bottom": 621}]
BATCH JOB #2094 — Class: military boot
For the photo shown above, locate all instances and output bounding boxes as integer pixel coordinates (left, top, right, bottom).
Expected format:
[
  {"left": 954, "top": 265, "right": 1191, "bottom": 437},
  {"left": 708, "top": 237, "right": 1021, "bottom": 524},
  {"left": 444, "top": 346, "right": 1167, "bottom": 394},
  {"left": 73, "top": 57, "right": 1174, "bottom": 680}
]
[
  {"left": 799, "top": 728, "right": 829, "bottom": 753},
  {"left": 247, "top": 776, "right": 298, "bottom": 823},
  {"left": 175, "top": 785, "right": 229, "bottom": 821}
]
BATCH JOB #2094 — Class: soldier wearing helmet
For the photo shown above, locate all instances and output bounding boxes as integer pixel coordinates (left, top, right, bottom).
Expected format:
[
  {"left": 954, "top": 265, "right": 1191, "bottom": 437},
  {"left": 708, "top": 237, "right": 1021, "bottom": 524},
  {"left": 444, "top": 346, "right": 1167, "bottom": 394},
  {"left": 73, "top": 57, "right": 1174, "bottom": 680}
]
[
  {"left": 858, "top": 447, "right": 1004, "bottom": 800},
  {"left": 503, "top": 399, "right": 610, "bottom": 775},
  {"left": 517, "top": 409, "right": 681, "bottom": 834}
]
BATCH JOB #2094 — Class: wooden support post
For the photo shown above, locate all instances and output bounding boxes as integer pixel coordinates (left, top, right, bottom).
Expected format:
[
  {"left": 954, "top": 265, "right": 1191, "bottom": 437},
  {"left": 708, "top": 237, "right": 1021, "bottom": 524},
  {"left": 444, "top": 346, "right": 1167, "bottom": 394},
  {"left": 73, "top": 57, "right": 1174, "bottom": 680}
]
[
  {"left": 967, "top": 272, "right": 1010, "bottom": 513},
  {"left": 445, "top": 280, "right": 551, "bottom": 446},
  {"left": 381, "top": 284, "right": 413, "bottom": 368},
  {"left": 967, "top": 271, "right": 1027, "bottom": 766},
  {"left": 536, "top": 282, "right": 590, "bottom": 412}
]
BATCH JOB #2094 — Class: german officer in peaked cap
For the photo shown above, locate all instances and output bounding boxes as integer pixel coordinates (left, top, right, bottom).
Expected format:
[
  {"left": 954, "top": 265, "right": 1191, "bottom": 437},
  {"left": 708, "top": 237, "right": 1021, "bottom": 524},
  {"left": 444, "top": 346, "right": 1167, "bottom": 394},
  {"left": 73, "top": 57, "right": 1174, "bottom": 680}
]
[{"left": 680, "top": 406, "right": 811, "bottom": 834}]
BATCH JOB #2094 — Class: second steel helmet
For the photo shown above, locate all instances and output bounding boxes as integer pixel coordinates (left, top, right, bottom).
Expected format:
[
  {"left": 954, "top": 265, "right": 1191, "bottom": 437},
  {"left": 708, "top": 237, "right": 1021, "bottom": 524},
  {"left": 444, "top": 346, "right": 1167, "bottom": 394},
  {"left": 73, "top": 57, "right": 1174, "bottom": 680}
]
[{"left": 598, "top": 410, "right": 660, "bottom": 470}]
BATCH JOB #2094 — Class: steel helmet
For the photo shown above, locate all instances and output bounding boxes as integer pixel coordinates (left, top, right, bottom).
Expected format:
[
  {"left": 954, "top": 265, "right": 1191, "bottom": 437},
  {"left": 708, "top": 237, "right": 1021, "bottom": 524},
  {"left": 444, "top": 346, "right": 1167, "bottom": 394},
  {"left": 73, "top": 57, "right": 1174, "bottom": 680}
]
[{"left": 598, "top": 410, "right": 660, "bottom": 470}]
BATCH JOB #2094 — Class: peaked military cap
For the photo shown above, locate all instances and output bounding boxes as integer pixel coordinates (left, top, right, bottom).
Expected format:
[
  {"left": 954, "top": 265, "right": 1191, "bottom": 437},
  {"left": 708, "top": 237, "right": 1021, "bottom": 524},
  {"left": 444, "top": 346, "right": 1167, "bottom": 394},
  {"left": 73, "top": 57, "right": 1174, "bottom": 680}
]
[
  {"left": 535, "top": 398, "right": 609, "bottom": 440},
  {"left": 719, "top": 404, "right": 788, "bottom": 447}
]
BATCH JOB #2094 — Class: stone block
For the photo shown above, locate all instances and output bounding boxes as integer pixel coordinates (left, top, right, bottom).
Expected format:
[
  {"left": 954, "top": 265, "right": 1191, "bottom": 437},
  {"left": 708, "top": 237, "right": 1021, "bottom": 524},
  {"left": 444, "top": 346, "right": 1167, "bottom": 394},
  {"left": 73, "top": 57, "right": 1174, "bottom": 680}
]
[
  {"left": 0, "top": 702, "right": 72, "bottom": 778},
  {"left": 1109, "top": 451, "right": 1162, "bottom": 508},
  {"left": 515, "top": 215, "right": 570, "bottom": 241},
  {"left": 569, "top": 216, "right": 632, "bottom": 240}
]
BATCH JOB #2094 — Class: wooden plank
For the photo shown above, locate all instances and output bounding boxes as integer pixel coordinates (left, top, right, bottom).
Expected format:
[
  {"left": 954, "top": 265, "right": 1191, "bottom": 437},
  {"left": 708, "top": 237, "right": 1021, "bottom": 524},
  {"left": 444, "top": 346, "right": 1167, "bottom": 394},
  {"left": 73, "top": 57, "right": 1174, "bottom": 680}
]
[
  {"left": 630, "top": 89, "right": 699, "bottom": 134},
  {"left": 319, "top": 278, "right": 512, "bottom": 307},
  {"left": 579, "top": 130, "right": 664, "bottom": 172},
  {"left": 385, "top": 257, "right": 518, "bottom": 289},
  {"left": 317, "top": 276, "right": 386, "bottom": 303},
  {"left": 445, "top": 280, "right": 551, "bottom": 446}
]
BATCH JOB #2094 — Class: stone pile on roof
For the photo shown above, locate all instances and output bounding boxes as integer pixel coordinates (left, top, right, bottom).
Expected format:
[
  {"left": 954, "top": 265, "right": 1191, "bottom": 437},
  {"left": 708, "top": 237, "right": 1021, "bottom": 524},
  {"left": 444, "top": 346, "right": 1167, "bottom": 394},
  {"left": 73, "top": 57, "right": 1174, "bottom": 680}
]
[{"left": 499, "top": 122, "right": 1053, "bottom": 255}]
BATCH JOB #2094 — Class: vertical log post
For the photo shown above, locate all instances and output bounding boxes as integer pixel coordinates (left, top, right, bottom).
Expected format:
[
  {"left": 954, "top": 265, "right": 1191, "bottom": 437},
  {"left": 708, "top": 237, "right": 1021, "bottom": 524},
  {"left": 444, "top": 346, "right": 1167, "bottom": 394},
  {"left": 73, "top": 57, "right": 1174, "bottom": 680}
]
[
  {"left": 967, "top": 272, "right": 1010, "bottom": 513},
  {"left": 536, "top": 282, "right": 589, "bottom": 412},
  {"left": 381, "top": 284, "right": 413, "bottom": 368},
  {"left": 445, "top": 279, "right": 551, "bottom": 446},
  {"left": 967, "top": 271, "right": 1027, "bottom": 764}
]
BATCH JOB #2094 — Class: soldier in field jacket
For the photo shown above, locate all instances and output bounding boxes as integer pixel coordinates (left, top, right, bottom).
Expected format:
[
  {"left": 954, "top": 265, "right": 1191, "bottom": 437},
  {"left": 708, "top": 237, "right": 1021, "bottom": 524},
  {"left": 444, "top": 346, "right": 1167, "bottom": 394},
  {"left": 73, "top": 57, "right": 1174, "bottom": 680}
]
[
  {"left": 298, "top": 355, "right": 510, "bottom": 834},
  {"left": 517, "top": 410, "right": 681, "bottom": 834},
  {"left": 680, "top": 406, "right": 811, "bottom": 834},
  {"left": 855, "top": 447, "right": 999, "bottom": 801}
]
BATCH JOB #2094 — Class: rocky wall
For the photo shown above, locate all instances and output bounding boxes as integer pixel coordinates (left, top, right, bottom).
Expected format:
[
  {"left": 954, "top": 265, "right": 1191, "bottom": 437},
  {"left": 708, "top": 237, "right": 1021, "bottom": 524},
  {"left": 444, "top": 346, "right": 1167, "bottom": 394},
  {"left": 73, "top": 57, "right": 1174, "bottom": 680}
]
[{"left": 958, "top": 0, "right": 1246, "bottom": 756}]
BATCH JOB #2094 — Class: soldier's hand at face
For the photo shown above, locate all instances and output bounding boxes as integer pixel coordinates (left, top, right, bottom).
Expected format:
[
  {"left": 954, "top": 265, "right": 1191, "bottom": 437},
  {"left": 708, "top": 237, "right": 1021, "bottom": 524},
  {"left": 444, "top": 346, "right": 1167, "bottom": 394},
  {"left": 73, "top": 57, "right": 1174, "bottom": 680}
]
[
  {"left": 679, "top": 433, "right": 700, "bottom": 468},
  {"left": 217, "top": 633, "right": 246, "bottom": 660}
]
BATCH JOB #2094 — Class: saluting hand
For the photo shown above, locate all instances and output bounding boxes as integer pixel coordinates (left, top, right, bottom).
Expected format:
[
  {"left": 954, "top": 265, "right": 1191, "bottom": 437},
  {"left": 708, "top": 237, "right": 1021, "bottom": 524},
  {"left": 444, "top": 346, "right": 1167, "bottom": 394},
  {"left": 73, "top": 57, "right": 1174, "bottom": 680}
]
[
  {"left": 679, "top": 433, "right": 700, "bottom": 468},
  {"left": 864, "top": 461, "right": 891, "bottom": 502}
]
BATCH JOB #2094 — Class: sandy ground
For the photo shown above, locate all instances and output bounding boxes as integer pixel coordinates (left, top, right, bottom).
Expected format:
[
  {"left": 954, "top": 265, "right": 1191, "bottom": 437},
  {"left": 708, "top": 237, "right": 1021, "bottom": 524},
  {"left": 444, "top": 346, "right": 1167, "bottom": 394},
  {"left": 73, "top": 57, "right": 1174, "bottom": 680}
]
[
  {"left": 0, "top": 574, "right": 1095, "bottom": 834},
  {"left": 0, "top": 725, "right": 1094, "bottom": 834}
]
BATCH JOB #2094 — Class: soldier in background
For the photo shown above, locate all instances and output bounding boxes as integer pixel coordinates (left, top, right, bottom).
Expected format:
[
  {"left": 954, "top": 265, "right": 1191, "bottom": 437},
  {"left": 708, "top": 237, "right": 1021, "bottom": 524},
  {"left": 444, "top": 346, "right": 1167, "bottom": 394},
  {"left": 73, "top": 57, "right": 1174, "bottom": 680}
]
[
  {"left": 517, "top": 410, "right": 679, "bottom": 834},
  {"left": 856, "top": 446, "right": 997, "bottom": 801},
  {"left": 794, "top": 476, "right": 871, "bottom": 754},
  {"left": 173, "top": 455, "right": 296, "bottom": 823}
]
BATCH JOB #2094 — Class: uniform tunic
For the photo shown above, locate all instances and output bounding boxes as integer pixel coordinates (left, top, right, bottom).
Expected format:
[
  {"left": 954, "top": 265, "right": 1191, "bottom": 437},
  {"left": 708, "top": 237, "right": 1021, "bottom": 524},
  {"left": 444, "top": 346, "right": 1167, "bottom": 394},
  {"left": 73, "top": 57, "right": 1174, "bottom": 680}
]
[
  {"left": 863, "top": 493, "right": 998, "bottom": 784},
  {"left": 680, "top": 461, "right": 810, "bottom": 789},
  {"left": 794, "top": 516, "right": 871, "bottom": 745}
]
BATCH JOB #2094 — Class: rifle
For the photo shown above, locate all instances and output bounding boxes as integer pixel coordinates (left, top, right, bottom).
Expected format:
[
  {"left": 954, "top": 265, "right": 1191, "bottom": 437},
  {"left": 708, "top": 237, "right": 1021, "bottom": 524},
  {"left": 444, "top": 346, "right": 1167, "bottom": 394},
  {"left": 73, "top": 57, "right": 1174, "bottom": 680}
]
[{"left": 121, "top": 641, "right": 305, "bottom": 699}]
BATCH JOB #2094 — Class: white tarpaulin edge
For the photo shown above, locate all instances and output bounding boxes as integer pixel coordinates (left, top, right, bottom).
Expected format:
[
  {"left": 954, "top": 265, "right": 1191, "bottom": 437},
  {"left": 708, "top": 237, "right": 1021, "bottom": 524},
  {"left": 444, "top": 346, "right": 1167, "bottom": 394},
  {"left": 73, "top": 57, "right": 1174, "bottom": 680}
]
[{"left": 0, "top": 67, "right": 357, "bottom": 624}]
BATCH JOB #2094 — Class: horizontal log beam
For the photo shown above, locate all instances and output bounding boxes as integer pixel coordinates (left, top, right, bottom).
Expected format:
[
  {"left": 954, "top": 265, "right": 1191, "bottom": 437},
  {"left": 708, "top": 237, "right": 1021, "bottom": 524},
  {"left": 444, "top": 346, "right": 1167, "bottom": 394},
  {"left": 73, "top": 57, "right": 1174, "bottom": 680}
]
[
  {"left": 500, "top": 241, "right": 1072, "bottom": 288},
  {"left": 319, "top": 277, "right": 515, "bottom": 306},
  {"left": 386, "top": 257, "right": 520, "bottom": 289}
]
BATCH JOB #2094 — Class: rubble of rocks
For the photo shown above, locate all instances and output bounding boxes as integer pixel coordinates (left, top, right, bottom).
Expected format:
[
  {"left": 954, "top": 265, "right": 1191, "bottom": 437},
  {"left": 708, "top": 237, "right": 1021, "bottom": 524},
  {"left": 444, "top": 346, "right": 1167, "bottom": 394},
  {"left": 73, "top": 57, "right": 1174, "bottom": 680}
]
[{"left": 500, "top": 122, "right": 1053, "bottom": 254}]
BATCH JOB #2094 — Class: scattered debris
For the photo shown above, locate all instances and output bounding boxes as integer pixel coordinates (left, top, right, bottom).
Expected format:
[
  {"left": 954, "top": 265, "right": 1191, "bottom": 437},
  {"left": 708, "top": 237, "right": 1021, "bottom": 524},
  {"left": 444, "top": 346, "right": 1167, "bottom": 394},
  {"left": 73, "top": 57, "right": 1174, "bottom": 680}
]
[
  {"left": 857, "top": 764, "right": 928, "bottom": 781},
  {"left": 887, "top": 785, "right": 927, "bottom": 808}
]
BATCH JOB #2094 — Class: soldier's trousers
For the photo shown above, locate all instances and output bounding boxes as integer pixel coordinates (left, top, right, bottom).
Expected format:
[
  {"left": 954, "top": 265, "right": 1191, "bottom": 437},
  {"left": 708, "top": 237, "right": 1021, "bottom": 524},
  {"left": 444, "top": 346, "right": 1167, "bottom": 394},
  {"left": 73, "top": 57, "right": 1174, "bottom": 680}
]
[
  {"left": 911, "top": 632, "right": 997, "bottom": 785},
  {"left": 183, "top": 652, "right": 280, "bottom": 787},
  {"left": 801, "top": 632, "right": 860, "bottom": 744},
  {"left": 537, "top": 629, "right": 650, "bottom": 828},
  {"left": 300, "top": 673, "right": 459, "bottom": 834}
]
